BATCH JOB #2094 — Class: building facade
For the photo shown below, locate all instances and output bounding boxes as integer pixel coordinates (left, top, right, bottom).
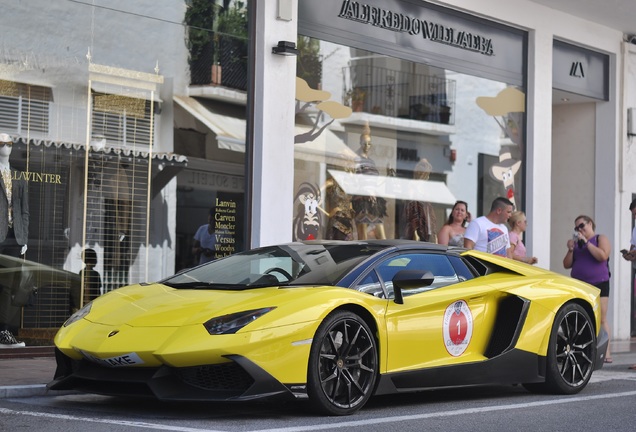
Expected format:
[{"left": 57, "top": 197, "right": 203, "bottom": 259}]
[{"left": 1, "top": 0, "right": 635, "bottom": 344}]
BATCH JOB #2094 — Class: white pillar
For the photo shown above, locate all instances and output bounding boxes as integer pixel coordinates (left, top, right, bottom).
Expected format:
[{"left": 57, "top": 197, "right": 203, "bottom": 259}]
[
  {"left": 250, "top": 0, "right": 297, "bottom": 247},
  {"left": 526, "top": 29, "right": 554, "bottom": 268}
]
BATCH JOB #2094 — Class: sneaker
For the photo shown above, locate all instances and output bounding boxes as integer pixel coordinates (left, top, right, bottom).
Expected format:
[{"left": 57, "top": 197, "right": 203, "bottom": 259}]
[{"left": 0, "top": 330, "right": 25, "bottom": 348}]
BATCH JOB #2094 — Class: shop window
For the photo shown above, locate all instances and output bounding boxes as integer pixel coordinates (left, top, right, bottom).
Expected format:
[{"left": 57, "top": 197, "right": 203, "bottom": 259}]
[
  {"left": 293, "top": 38, "right": 526, "bottom": 242},
  {"left": 0, "top": 80, "right": 51, "bottom": 134}
]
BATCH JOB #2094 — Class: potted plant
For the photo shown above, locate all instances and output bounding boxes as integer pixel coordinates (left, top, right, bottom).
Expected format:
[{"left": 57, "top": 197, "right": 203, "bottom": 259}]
[
  {"left": 216, "top": 1, "right": 248, "bottom": 90},
  {"left": 211, "top": 33, "right": 222, "bottom": 85},
  {"left": 185, "top": 0, "right": 217, "bottom": 85},
  {"left": 345, "top": 87, "right": 366, "bottom": 112},
  {"left": 440, "top": 105, "right": 451, "bottom": 124}
]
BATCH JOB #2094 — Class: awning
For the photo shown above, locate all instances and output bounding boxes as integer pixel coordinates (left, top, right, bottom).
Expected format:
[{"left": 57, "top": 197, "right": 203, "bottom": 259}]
[
  {"left": 328, "top": 169, "right": 457, "bottom": 205},
  {"left": 295, "top": 126, "right": 357, "bottom": 165},
  {"left": 12, "top": 136, "right": 188, "bottom": 198},
  {"left": 174, "top": 95, "right": 246, "bottom": 152},
  {"left": 174, "top": 96, "right": 357, "bottom": 165}
]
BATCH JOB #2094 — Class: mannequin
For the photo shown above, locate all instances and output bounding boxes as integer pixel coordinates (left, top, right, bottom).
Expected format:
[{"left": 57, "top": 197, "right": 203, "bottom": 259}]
[
  {"left": 403, "top": 158, "right": 437, "bottom": 242},
  {"left": 351, "top": 123, "right": 387, "bottom": 240},
  {"left": 0, "top": 133, "right": 29, "bottom": 347}
]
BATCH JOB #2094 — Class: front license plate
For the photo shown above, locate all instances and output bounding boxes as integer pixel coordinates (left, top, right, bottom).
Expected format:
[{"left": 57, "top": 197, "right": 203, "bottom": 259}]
[{"left": 81, "top": 351, "right": 145, "bottom": 367}]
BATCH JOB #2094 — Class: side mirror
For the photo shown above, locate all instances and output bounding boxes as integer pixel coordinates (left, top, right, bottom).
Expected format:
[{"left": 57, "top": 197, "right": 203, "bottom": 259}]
[{"left": 392, "top": 269, "right": 434, "bottom": 304}]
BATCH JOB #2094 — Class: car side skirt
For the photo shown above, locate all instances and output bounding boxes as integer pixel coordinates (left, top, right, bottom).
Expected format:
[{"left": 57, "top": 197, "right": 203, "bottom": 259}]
[{"left": 374, "top": 349, "right": 545, "bottom": 395}]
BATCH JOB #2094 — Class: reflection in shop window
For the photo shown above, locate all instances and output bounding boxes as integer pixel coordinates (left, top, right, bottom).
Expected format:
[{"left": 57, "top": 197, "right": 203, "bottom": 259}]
[
  {"left": 293, "top": 37, "right": 526, "bottom": 242},
  {"left": 0, "top": 80, "right": 51, "bottom": 134},
  {"left": 92, "top": 93, "right": 153, "bottom": 146}
]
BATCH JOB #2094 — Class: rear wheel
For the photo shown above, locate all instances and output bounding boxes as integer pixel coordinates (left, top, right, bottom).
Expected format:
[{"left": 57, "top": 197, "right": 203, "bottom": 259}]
[
  {"left": 525, "top": 303, "right": 596, "bottom": 394},
  {"left": 307, "top": 310, "right": 378, "bottom": 415}
]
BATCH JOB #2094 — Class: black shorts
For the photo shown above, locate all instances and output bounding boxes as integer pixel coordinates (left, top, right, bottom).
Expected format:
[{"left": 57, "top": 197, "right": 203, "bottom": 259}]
[{"left": 594, "top": 280, "right": 610, "bottom": 298}]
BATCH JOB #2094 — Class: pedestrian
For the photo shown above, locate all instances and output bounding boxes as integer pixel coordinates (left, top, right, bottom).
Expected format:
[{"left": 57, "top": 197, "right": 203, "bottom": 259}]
[
  {"left": 563, "top": 214, "right": 612, "bottom": 363},
  {"left": 437, "top": 200, "right": 468, "bottom": 247},
  {"left": 621, "top": 199, "right": 636, "bottom": 369},
  {"left": 193, "top": 208, "right": 218, "bottom": 265},
  {"left": 508, "top": 211, "right": 538, "bottom": 264},
  {"left": 463, "top": 197, "right": 513, "bottom": 257}
]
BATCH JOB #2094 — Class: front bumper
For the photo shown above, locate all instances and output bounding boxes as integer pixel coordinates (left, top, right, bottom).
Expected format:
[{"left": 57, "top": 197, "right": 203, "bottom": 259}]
[{"left": 47, "top": 348, "right": 298, "bottom": 402}]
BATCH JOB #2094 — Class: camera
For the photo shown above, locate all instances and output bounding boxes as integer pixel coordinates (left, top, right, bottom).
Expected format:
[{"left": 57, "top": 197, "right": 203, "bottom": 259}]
[{"left": 573, "top": 231, "right": 584, "bottom": 248}]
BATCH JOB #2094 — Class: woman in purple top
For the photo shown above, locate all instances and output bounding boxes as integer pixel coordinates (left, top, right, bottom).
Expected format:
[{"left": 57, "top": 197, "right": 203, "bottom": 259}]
[{"left": 563, "top": 214, "right": 612, "bottom": 363}]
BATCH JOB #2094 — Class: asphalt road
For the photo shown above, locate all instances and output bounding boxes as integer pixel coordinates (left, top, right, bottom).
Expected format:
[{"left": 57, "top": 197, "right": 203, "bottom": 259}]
[{"left": 1, "top": 367, "right": 635, "bottom": 432}]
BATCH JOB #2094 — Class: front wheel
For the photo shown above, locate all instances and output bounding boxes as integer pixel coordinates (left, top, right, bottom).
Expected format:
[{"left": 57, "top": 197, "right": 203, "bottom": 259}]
[
  {"left": 307, "top": 310, "right": 378, "bottom": 415},
  {"left": 525, "top": 302, "right": 596, "bottom": 394}
]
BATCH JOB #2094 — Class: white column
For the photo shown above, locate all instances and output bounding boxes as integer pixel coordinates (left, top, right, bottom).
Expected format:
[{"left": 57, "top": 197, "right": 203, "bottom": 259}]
[
  {"left": 526, "top": 29, "right": 554, "bottom": 269},
  {"left": 250, "top": 0, "right": 297, "bottom": 248}
]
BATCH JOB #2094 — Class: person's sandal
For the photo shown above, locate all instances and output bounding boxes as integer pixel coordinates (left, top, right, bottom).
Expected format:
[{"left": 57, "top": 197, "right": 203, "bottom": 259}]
[{"left": 604, "top": 357, "right": 613, "bottom": 363}]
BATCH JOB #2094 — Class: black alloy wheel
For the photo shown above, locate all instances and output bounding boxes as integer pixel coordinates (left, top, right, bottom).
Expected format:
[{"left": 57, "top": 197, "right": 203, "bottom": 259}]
[
  {"left": 525, "top": 302, "right": 596, "bottom": 394},
  {"left": 307, "top": 310, "right": 378, "bottom": 415}
]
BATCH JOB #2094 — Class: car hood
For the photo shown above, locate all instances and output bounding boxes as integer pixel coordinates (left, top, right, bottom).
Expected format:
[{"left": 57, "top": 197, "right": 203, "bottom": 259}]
[{"left": 86, "top": 283, "right": 298, "bottom": 327}]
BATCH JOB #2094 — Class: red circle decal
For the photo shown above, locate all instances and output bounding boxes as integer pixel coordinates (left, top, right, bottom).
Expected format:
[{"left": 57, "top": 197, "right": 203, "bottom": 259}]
[{"left": 448, "top": 312, "right": 468, "bottom": 345}]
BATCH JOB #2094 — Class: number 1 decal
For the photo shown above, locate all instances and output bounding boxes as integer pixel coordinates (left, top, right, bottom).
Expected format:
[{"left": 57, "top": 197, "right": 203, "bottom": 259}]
[{"left": 442, "top": 300, "right": 473, "bottom": 357}]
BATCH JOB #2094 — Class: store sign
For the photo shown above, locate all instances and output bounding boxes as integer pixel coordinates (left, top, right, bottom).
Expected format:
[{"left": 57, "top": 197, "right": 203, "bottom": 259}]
[
  {"left": 338, "top": 0, "right": 494, "bottom": 55},
  {"left": 299, "top": 0, "right": 526, "bottom": 85},
  {"left": 553, "top": 40, "right": 608, "bottom": 100},
  {"left": 179, "top": 171, "right": 244, "bottom": 193},
  {"left": 13, "top": 171, "right": 62, "bottom": 184},
  {"left": 569, "top": 61, "right": 585, "bottom": 78}
]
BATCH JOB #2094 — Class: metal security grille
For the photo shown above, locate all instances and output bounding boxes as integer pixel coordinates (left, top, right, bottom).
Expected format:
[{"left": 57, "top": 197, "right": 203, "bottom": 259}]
[
  {"left": 91, "top": 93, "right": 152, "bottom": 146},
  {"left": 84, "top": 151, "right": 150, "bottom": 293},
  {"left": 0, "top": 80, "right": 51, "bottom": 134}
]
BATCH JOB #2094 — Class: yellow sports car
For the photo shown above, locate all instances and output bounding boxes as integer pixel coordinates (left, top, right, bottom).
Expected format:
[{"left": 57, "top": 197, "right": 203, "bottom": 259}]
[{"left": 48, "top": 240, "right": 608, "bottom": 415}]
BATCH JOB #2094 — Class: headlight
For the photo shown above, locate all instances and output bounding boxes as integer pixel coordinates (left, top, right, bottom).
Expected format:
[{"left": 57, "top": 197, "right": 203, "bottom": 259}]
[
  {"left": 63, "top": 302, "right": 92, "bottom": 327},
  {"left": 203, "top": 307, "right": 276, "bottom": 335}
]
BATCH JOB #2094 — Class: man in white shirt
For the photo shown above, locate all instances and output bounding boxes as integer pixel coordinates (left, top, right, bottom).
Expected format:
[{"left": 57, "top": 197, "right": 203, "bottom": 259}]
[{"left": 464, "top": 197, "right": 514, "bottom": 258}]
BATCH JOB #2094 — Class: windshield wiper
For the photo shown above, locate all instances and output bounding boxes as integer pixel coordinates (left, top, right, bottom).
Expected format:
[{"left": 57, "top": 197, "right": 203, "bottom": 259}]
[{"left": 163, "top": 281, "right": 237, "bottom": 289}]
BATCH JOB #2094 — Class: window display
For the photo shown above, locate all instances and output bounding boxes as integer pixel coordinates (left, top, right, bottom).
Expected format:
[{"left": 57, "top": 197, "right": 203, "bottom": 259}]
[{"left": 293, "top": 38, "right": 526, "bottom": 242}]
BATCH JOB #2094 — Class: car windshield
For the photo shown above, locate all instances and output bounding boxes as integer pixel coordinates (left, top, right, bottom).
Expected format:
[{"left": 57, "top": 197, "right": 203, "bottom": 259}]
[{"left": 162, "top": 242, "right": 384, "bottom": 289}]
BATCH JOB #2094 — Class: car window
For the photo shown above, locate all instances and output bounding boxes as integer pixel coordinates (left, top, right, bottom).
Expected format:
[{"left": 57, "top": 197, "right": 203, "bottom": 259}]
[
  {"left": 354, "top": 269, "right": 386, "bottom": 298},
  {"left": 448, "top": 255, "right": 476, "bottom": 281},
  {"left": 375, "top": 253, "right": 460, "bottom": 297}
]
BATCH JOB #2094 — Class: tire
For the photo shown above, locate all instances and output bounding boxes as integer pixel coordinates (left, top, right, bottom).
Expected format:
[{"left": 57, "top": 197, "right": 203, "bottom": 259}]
[
  {"left": 525, "top": 302, "right": 596, "bottom": 394},
  {"left": 307, "top": 310, "right": 378, "bottom": 416}
]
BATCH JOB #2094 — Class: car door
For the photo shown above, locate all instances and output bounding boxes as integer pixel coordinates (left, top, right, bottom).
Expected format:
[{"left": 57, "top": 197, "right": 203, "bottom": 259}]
[{"left": 374, "top": 252, "right": 497, "bottom": 373}]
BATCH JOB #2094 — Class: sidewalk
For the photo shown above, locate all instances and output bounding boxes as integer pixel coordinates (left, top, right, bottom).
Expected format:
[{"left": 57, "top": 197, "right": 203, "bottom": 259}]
[{"left": 2, "top": 340, "right": 636, "bottom": 399}]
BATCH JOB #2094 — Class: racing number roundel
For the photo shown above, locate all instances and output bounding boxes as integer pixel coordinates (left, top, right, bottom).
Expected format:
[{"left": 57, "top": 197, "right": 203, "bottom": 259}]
[{"left": 443, "top": 300, "right": 473, "bottom": 357}]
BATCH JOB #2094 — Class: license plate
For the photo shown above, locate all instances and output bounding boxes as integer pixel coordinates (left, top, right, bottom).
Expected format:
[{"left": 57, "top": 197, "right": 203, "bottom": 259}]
[{"left": 81, "top": 351, "right": 145, "bottom": 367}]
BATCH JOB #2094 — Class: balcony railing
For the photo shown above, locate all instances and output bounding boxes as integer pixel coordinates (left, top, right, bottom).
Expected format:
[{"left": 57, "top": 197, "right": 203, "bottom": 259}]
[
  {"left": 189, "top": 36, "right": 248, "bottom": 91},
  {"left": 342, "top": 65, "right": 456, "bottom": 125}
]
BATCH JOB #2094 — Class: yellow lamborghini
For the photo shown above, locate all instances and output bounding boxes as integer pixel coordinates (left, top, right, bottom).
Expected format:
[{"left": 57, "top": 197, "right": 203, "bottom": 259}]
[{"left": 48, "top": 240, "right": 608, "bottom": 415}]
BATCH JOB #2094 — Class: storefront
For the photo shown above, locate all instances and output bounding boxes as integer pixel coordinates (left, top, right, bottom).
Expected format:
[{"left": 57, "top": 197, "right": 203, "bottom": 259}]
[{"left": 1, "top": 0, "right": 632, "bottom": 345}]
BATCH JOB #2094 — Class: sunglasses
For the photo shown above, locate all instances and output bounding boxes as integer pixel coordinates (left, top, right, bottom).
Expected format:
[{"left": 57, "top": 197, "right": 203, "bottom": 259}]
[
  {"left": 0, "top": 142, "right": 12, "bottom": 147},
  {"left": 575, "top": 222, "right": 587, "bottom": 231}
]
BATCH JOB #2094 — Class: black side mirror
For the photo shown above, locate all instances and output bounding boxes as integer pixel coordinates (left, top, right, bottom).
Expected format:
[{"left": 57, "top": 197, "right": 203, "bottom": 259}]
[{"left": 392, "top": 269, "right": 434, "bottom": 304}]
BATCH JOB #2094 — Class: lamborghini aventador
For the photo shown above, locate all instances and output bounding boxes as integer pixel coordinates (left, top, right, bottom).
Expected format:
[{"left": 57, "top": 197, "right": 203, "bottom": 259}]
[{"left": 48, "top": 240, "right": 608, "bottom": 415}]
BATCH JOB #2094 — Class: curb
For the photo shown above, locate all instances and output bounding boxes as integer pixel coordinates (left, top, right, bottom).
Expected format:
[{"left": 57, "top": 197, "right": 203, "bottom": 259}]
[{"left": 0, "top": 384, "right": 76, "bottom": 399}]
